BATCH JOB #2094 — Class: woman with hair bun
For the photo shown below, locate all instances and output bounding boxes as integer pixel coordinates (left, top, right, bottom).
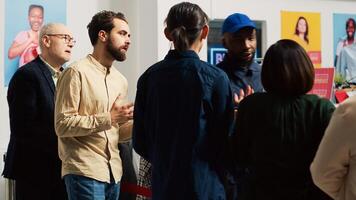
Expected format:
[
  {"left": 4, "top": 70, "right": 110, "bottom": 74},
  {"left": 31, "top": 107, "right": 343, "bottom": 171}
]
[{"left": 133, "top": 2, "right": 234, "bottom": 199}]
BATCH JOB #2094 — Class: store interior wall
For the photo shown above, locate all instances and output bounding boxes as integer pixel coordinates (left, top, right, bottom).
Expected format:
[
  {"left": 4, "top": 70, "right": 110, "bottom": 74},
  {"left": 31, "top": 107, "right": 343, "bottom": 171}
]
[{"left": 0, "top": 0, "right": 356, "bottom": 199}]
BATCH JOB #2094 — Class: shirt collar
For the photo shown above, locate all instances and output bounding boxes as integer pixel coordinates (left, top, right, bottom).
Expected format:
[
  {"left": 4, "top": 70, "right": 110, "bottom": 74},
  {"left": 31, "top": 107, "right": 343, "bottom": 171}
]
[
  {"left": 39, "top": 55, "right": 63, "bottom": 77},
  {"left": 87, "top": 54, "right": 111, "bottom": 74}
]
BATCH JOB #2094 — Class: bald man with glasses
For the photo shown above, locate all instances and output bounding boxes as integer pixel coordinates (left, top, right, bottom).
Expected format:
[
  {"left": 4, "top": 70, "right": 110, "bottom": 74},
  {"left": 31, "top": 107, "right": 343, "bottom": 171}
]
[
  {"left": 3, "top": 23, "right": 75, "bottom": 200},
  {"left": 46, "top": 34, "right": 76, "bottom": 44}
]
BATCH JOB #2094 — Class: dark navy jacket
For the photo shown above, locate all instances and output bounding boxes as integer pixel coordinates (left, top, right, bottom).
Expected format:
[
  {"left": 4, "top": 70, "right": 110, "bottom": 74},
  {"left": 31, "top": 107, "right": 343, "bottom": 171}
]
[
  {"left": 133, "top": 50, "right": 234, "bottom": 200},
  {"left": 217, "top": 58, "right": 263, "bottom": 96},
  {"left": 3, "top": 57, "right": 66, "bottom": 198}
]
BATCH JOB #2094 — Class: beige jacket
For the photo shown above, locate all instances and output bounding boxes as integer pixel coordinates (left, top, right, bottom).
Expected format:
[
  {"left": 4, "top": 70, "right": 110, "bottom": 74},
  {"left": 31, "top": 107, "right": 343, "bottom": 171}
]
[
  {"left": 311, "top": 96, "right": 356, "bottom": 200},
  {"left": 55, "top": 55, "right": 132, "bottom": 183}
]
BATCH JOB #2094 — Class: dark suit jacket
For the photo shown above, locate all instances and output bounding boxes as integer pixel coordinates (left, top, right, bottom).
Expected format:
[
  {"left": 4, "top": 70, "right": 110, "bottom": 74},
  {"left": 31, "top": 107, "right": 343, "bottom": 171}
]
[{"left": 3, "top": 56, "right": 61, "bottom": 181}]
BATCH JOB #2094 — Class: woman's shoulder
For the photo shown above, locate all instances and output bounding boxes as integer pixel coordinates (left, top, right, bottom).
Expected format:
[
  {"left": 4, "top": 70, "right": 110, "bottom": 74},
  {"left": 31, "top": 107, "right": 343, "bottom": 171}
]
[
  {"left": 303, "top": 94, "right": 333, "bottom": 104},
  {"left": 299, "top": 95, "right": 335, "bottom": 114}
]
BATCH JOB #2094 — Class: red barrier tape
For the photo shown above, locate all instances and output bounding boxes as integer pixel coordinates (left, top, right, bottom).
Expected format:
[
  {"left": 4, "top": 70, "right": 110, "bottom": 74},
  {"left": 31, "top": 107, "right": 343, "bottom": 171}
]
[{"left": 121, "top": 182, "right": 152, "bottom": 197}]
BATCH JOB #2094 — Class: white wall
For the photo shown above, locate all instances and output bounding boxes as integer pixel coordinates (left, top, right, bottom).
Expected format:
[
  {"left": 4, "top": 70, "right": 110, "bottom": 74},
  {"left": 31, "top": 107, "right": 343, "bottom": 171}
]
[
  {"left": 151, "top": 0, "right": 356, "bottom": 72},
  {"left": 1, "top": 0, "right": 356, "bottom": 199},
  {"left": 152, "top": 0, "right": 356, "bottom": 69},
  {"left": 209, "top": 0, "right": 356, "bottom": 67},
  {"left": 156, "top": 0, "right": 210, "bottom": 62},
  {"left": 111, "top": 0, "right": 141, "bottom": 102},
  {"left": 0, "top": 0, "right": 8, "bottom": 198}
]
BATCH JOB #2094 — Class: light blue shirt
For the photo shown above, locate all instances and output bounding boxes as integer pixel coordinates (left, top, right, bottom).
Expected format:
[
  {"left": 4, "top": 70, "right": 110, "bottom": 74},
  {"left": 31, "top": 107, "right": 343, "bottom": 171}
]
[{"left": 336, "top": 43, "right": 356, "bottom": 83}]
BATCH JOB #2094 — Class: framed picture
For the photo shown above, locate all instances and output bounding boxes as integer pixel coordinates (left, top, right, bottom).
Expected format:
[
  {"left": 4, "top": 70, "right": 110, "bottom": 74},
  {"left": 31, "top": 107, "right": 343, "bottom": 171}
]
[
  {"left": 4, "top": 0, "right": 67, "bottom": 86},
  {"left": 281, "top": 11, "right": 321, "bottom": 67}
]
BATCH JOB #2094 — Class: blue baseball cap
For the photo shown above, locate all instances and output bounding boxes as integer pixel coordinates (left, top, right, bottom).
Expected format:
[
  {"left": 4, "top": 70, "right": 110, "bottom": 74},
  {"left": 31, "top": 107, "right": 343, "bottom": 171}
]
[{"left": 222, "top": 13, "right": 256, "bottom": 34}]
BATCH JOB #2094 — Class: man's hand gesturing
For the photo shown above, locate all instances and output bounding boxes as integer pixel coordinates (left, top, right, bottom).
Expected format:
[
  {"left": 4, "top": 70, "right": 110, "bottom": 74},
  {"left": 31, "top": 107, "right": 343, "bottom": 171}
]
[{"left": 110, "top": 95, "right": 134, "bottom": 125}]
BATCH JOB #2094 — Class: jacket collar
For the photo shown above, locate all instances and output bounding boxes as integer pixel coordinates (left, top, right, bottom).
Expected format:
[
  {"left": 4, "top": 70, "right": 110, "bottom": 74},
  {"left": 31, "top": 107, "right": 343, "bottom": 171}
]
[
  {"left": 164, "top": 50, "right": 200, "bottom": 60},
  {"left": 34, "top": 56, "right": 56, "bottom": 94}
]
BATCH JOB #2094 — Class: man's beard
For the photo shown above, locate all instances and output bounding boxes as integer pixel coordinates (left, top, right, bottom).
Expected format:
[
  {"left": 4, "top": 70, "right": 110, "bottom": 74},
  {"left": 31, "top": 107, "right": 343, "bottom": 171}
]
[
  {"left": 107, "top": 39, "right": 126, "bottom": 62},
  {"left": 227, "top": 51, "right": 255, "bottom": 67},
  {"left": 241, "top": 52, "right": 254, "bottom": 67}
]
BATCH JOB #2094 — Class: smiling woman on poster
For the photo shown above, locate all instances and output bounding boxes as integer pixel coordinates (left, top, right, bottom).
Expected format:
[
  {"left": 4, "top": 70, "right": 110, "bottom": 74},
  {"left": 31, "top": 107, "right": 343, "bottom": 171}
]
[
  {"left": 8, "top": 4, "right": 44, "bottom": 68},
  {"left": 281, "top": 11, "right": 321, "bottom": 67},
  {"left": 4, "top": 0, "right": 67, "bottom": 86},
  {"left": 292, "top": 16, "right": 310, "bottom": 51},
  {"left": 335, "top": 18, "right": 356, "bottom": 66}
]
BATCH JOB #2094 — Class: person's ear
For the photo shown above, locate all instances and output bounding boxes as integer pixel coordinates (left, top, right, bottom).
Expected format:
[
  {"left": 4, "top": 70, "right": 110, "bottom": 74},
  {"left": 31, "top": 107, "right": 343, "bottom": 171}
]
[
  {"left": 98, "top": 30, "right": 108, "bottom": 42},
  {"left": 200, "top": 24, "right": 209, "bottom": 40},
  {"left": 42, "top": 35, "right": 51, "bottom": 48},
  {"left": 222, "top": 36, "right": 227, "bottom": 48},
  {"left": 164, "top": 28, "right": 172, "bottom": 41},
  {"left": 221, "top": 37, "right": 226, "bottom": 48}
]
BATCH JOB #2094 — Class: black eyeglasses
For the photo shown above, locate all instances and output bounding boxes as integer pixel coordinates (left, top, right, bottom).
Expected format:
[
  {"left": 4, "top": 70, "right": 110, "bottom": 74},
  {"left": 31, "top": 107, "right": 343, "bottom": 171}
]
[{"left": 46, "top": 34, "right": 76, "bottom": 44}]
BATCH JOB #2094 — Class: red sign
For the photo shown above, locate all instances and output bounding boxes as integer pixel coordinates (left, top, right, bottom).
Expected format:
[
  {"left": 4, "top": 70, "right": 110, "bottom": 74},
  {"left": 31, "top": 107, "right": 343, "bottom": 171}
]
[
  {"left": 307, "top": 51, "right": 322, "bottom": 64},
  {"left": 308, "top": 67, "right": 334, "bottom": 100}
]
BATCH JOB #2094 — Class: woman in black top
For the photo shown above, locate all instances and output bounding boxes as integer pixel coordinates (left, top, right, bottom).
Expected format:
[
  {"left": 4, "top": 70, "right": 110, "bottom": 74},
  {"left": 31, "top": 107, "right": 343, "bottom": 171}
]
[{"left": 231, "top": 39, "right": 334, "bottom": 200}]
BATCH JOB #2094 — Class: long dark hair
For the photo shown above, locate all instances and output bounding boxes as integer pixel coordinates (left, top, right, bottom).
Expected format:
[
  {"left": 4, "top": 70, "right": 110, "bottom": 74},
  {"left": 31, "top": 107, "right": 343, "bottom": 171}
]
[
  {"left": 294, "top": 16, "right": 309, "bottom": 44},
  {"left": 165, "top": 2, "right": 208, "bottom": 51},
  {"left": 262, "top": 39, "right": 314, "bottom": 96}
]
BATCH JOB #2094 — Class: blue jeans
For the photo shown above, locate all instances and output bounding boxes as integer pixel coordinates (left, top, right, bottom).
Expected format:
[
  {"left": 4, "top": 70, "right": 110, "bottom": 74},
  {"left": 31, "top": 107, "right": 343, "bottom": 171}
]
[{"left": 64, "top": 174, "right": 120, "bottom": 200}]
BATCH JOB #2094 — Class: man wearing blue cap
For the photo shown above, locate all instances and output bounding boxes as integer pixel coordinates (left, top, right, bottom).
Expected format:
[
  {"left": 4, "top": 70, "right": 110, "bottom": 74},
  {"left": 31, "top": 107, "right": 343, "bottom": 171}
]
[
  {"left": 217, "top": 13, "right": 264, "bottom": 200},
  {"left": 217, "top": 13, "right": 263, "bottom": 105}
]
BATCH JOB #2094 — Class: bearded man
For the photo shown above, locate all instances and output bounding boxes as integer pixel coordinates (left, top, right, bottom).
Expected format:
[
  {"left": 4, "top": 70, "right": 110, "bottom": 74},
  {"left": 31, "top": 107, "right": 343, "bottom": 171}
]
[
  {"left": 54, "top": 10, "right": 134, "bottom": 200},
  {"left": 217, "top": 13, "right": 264, "bottom": 105}
]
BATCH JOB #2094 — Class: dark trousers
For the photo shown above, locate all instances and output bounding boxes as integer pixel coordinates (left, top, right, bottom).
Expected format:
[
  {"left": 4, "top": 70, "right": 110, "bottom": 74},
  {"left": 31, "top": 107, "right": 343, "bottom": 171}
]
[{"left": 15, "top": 177, "right": 67, "bottom": 200}]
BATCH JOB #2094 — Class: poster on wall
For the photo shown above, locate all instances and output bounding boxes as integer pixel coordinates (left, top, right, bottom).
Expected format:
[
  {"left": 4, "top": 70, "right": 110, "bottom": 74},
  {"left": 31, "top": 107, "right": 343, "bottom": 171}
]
[
  {"left": 333, "top": 13, "right": 356, "bottom": 83},
  {"left": 4, "top": 0, "right": 67, "bottom": 86},
  {"left": 308, "top": 67, "right": 335, "bottom": 100},
  {"left": 281, "top": 11, "right": 321, "bottom": 68}
]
